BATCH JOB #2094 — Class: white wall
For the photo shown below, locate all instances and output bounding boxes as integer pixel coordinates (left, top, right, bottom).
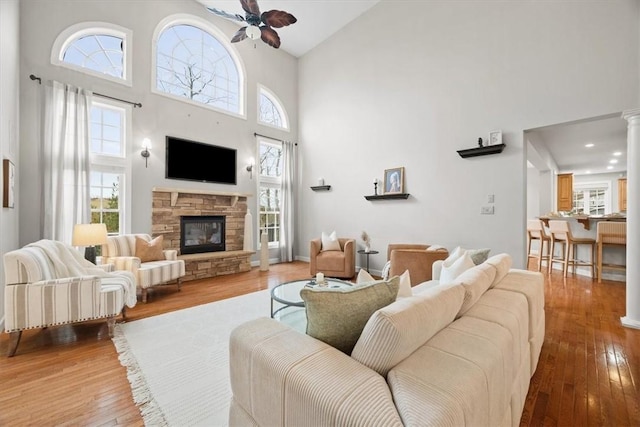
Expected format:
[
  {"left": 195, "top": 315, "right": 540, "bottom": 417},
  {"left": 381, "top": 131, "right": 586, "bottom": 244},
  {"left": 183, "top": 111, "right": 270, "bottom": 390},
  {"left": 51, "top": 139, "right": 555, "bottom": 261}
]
[
  {"left": 298, "top": 1, "right": 639, "bottom": 272},
  {"left": 0, "top": 0, "right": 20, "bottom": 327},
  {"left": 18, "top": 0, "right": 298, "bottom": 254}
]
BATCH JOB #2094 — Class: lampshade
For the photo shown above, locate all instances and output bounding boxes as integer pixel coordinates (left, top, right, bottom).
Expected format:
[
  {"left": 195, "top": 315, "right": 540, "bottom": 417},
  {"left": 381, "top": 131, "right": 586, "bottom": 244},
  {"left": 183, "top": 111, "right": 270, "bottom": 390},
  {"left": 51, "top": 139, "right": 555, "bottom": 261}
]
[{"left": 72, "top": 223, "right": 108, "bottom": 246}]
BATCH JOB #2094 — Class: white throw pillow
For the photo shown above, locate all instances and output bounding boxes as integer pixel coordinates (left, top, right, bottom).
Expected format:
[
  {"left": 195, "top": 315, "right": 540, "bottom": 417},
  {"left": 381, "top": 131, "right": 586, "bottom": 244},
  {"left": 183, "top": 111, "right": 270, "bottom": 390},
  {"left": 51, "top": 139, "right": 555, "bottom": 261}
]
[
  {"left": 426, "top": 244, "right": 446, "bottom": 252},
  {"left": 358, "top": 268, "right": 411, "bottom": 300},
  {"left": 397, "top": 269, "right": 412, "bottom": 298},
  {"left": 443, "top": 246, "right": 466, "bottom": 264},
  {"left": 356, "top": 268, "right": 375, "bottom": 284},
  {"left": 321, "top": 231, "right": 341, "bottom": 251},
  {"left": 439, "top": 251, "right": 475, "bottom": 284}
]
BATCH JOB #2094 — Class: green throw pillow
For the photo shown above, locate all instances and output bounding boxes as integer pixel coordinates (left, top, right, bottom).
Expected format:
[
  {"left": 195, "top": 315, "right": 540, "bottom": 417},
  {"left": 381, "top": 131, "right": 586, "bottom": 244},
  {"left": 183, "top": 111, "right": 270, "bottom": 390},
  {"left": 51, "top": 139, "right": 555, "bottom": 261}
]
[{"left": 300, "top": 277, "right": 400, "bottom": 354}]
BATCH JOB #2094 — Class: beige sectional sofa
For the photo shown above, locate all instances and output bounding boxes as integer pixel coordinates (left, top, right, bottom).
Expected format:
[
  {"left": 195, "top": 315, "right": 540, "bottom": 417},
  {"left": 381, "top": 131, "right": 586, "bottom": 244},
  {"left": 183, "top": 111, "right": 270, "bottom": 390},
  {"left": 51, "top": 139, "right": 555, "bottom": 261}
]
[{"left": 228, "top": 254, "right": 545, "bottom": 426}]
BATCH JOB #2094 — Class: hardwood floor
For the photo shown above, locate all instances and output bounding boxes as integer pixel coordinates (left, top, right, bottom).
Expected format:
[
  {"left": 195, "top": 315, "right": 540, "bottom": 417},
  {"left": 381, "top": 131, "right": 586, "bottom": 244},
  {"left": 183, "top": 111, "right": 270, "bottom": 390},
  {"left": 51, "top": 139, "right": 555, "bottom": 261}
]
[{"left": 0, "top": 260, "right": 638, "bottom": 426}]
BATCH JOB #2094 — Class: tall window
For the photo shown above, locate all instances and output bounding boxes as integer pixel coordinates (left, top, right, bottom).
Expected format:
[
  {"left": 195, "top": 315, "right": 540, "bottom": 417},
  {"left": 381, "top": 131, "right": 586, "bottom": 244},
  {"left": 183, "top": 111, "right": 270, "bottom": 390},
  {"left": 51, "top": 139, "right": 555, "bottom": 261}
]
[
  {"left": 258, "top": 138, "right": 283, "bottom": 247},
  {"left": 258, "top": 86, "right": 288, "bottom": 130},
  {"left": 51, "top": 22, "right": 132, "bottom": 86},
  {"left": 155, "top": 19, "right": 243, "bottom": 115},
  {"left": 89, "top": 100, "right": 130, "bottom": 235},
  {"left": 573, "top": 184, "right": 608, "bottom": 215}
]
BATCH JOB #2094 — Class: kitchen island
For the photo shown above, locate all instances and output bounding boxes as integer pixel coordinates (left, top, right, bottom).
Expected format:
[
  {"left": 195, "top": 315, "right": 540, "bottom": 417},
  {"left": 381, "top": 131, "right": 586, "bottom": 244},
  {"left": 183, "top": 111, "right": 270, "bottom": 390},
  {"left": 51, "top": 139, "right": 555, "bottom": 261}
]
[{"left": 538, "top": 214, "right": 626, "bottom": 282}]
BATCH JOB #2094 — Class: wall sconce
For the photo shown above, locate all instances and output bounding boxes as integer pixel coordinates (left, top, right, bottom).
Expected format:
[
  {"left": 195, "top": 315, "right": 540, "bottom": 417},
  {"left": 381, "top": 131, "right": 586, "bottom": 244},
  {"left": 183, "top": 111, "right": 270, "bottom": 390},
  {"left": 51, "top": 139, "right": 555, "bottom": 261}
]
[
  {"left": 246, "top": 158, "right": 254, "bottom": 179},
  {"left": 141, "top": 138, "right": 151, "bottom": 167}
]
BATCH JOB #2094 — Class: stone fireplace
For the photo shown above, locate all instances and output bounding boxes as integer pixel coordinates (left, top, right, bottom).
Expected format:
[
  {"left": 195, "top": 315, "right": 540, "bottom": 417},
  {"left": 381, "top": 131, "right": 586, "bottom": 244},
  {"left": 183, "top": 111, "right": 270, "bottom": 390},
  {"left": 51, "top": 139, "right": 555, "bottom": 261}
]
[{"left": 152, "top": 187, "right": 254, "bottom": 281}]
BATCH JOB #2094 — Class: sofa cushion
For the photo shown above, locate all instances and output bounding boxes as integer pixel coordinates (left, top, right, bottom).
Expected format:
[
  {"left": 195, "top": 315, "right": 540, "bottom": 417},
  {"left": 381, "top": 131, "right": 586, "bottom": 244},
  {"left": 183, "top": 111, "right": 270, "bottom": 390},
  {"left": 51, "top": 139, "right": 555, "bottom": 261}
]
[
  {"left": 440, "top": 251, "right": 475, "bottom": 284},
  {"left": 135, "top": 235, "right": 164, "bottom": 262},
  {"left": 351, "top": 283, "right": 466, "bottom": 376},
  {"left": 320, "top": 231, "right": 341, "bottom": 251},
  {"left": 486, "top": 253, "right": 513, "bottom": 287},
  {"left": 300, "top": 277, "right": 399, "bottom": 354},
  {"left": 453, "top": 262, "right": 497, "bottom": 316},
  {"left": 388, "top": 316, "right": 514, "bottom": 427}
]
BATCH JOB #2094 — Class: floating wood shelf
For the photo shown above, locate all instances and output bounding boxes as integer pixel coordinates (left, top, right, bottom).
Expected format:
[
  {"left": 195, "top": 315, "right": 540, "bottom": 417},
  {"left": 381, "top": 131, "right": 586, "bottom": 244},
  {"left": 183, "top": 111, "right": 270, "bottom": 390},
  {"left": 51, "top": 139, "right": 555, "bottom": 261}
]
[
  {"left": 364, "top": 193, "right": 410, "bottom": 201},
  {"left": 457, "top": 144, "right": 506, "bottom": 158},
  {"left": 311, "top": 185, "right": 331, "bottom": 191}
]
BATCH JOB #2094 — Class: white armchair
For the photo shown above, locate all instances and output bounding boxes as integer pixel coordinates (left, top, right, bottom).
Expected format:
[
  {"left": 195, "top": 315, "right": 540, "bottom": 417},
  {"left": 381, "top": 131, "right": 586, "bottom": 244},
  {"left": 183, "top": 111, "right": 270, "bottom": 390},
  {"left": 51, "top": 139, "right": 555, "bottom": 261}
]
[
  {"left": 101, "top": 234, "right": 185, "bottom": 303},
  {"left": 3, "top": 240, "right": 136, "bottom": 357}
]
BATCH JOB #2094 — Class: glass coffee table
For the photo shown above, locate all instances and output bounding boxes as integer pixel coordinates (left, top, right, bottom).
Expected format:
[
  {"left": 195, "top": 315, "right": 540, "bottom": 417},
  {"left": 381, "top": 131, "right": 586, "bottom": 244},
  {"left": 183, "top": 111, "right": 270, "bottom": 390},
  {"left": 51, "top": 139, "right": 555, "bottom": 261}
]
[{"left": 270, "top": 278, "right": 353, "bottom": 332}]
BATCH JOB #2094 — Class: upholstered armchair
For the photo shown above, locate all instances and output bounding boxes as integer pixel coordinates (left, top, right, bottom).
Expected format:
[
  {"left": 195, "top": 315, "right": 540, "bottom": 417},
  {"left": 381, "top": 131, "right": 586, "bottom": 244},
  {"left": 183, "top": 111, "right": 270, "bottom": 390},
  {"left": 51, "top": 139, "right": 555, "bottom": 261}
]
[
  {"left": 387, "top": 244, "right": 449, "bottom": 285},
  {"left": 101, "top": 234, "right": 185, "bottom": 303},
  {"left": 3, "top": 239, "right": 137, "bottom": 357},
  {"left": 310, "top": 237, "right": 356, "bottom": 279}
]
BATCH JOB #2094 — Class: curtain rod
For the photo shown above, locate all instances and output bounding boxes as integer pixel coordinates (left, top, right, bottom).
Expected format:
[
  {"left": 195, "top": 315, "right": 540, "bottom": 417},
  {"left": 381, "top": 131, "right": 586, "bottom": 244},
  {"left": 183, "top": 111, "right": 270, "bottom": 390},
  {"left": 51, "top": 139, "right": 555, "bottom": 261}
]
[
  {"left": 29, "top": 74, "right": 142, "bottom": 108},
  {"left": 254, "top": 132, "right": 297, "bottom": 145}
]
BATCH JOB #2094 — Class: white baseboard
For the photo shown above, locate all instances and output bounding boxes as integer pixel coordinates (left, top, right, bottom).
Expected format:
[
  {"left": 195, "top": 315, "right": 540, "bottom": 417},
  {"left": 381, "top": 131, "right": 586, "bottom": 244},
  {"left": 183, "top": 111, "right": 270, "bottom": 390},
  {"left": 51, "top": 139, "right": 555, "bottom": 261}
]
[
  {"left": 621, "top": 316, "right": 640, "bottom": 330},
  {"left": 250, "top": 257, "right": 280, "bottom": 267}
]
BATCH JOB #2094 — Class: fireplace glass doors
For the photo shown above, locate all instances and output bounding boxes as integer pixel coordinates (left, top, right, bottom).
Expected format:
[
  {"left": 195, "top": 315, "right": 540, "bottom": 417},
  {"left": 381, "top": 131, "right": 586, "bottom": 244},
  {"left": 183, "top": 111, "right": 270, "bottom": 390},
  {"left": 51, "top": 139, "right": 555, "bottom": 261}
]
[{"left": 180, "top": 215, "right": 225, "bottom": 255}]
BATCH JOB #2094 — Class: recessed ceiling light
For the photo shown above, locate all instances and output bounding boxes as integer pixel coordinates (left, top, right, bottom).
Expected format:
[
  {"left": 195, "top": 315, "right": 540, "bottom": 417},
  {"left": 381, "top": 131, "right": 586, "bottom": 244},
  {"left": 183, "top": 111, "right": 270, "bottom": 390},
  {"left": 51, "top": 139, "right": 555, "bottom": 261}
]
[
  {"left": 585, "top": 143, "right": 595, "bottom": 148},
  {"left": 607, "top": 166, "right": 614, "bottom": 170},
  {"left": 613, "top": 151, "right": 622, "bottom": 156},
  {"left": 585, "top": 170, "right": 591, "bottom": 174},
  {"left": 610, "top": 159, "right": 618, "bottom": 164}
]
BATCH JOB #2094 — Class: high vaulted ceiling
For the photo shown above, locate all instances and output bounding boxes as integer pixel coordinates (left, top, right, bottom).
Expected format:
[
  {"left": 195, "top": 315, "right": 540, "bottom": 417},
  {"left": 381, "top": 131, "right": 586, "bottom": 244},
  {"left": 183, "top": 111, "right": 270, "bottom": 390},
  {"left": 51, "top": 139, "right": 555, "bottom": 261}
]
[{"left": 196, "top": 0, "right": 381, "bottom": 57}]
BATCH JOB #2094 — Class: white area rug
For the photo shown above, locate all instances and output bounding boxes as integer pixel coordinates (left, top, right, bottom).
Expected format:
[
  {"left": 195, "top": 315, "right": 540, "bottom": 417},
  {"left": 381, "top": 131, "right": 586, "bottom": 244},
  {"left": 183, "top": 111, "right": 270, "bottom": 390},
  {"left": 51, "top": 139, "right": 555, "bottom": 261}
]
[{"left": 112, "top": 289, "right": 303, "bottom": 426}]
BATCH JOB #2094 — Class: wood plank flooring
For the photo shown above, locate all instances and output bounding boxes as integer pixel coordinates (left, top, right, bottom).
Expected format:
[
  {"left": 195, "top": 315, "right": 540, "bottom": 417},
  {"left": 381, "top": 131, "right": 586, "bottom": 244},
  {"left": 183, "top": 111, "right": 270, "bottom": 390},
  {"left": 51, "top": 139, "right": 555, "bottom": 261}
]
[{"left": 0, "top": 260, "right": 638, "bottom": 426}]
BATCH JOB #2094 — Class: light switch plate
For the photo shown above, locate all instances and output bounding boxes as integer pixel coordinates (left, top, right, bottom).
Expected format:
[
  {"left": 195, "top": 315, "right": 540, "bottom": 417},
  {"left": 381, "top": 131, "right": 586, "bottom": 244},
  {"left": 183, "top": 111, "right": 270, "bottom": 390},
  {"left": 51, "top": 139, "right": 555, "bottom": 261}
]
[
  {"left": 481, "top": 206, "right": 495, "bottom": 215},
  {"left": 487, "top": 194, "right": 495, "bottom": 203}
]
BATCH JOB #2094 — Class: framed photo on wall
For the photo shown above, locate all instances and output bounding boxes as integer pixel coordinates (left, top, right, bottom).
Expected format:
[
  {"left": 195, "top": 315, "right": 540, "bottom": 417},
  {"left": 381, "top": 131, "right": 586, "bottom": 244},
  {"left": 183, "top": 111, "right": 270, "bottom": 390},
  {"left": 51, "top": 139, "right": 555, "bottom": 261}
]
[
  {"left": 384, "top": 167, "right": 404, "bottom": 194},
  {"left": 488, "top": 130, "right": 503, "bottom": 146},
  {"left": 3, "top": 158, "right": 15, "bottom": 208}
]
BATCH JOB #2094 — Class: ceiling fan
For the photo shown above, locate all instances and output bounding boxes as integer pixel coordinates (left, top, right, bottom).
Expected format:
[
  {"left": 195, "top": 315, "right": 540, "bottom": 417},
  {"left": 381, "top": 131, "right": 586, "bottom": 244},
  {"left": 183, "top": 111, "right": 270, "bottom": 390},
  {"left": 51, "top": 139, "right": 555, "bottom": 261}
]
[{"left": 206, "top": 0, "right": 297, "bottom": 49}]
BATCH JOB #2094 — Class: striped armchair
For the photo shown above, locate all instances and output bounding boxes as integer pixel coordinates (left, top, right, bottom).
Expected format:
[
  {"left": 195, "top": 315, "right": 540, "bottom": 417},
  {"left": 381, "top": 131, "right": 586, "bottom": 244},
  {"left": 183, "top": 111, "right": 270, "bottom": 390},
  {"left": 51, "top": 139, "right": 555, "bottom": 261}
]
[
  {"left": 102, "top": 234, "right": 185, "bottom": 303},
  {"left": 3, "top": 240, "right": 136, "bottom": 357}
]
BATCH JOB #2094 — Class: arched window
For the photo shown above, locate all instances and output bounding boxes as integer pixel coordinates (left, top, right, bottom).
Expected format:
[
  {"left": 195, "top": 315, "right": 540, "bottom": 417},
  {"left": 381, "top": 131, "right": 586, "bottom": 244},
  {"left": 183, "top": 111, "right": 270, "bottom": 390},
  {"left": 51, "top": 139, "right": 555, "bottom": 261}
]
[
  {"left": 154, "top": 15, "right": 244, "bottom": 116},
  {"left": 258, "top": 85, "right": 289, "bottom": 130},
  {"left": 51, "top": 22, "right": 132, "bottom": 86}
]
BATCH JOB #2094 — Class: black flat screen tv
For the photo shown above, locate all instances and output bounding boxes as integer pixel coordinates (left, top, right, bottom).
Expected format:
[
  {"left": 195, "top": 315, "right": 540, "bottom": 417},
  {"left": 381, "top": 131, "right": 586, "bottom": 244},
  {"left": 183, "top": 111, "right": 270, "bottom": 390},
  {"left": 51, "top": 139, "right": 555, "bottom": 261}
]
[{"left": 165, "top": 136, "right": 237, "bottom": 185}]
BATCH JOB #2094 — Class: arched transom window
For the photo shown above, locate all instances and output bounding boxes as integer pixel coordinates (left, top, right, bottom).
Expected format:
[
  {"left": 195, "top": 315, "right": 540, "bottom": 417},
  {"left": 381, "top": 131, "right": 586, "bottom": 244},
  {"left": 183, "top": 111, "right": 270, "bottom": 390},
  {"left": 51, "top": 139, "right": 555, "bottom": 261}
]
[
  {"left": 155, "top": 19, "right": 243, "bottom": 116},
  {"left": 258, "top": 85, "right": 289, "bottom": 130},
  {"left": 51, "top": 22, "right": 132, "bottom": 86}
]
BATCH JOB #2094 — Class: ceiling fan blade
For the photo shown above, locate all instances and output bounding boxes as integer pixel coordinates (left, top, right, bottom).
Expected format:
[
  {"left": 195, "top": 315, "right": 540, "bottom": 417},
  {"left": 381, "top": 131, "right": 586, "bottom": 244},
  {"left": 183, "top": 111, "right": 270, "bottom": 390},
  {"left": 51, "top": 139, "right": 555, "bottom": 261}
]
[
  {"left": 260, "top": 26, "right": 281, "bottom": 48},
  {"left": 231, "top": 27, "right": 248, "bottom": 43},
  {"left": 206, "top": 7, "right": 245, "bottom": 22},
  {"left": 240, "top": 0, "right": 261, "bottom": 16},
  {"left": 261, "top": 10, "right": 297, "bottom": 28}
]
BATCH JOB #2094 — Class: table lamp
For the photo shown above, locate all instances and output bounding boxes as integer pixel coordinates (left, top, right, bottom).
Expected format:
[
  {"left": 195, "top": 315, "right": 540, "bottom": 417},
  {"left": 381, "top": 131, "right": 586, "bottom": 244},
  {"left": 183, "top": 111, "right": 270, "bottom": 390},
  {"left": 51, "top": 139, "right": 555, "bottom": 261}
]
[{"left": 72, "top": 223, "right": 108, "bottom": 264}]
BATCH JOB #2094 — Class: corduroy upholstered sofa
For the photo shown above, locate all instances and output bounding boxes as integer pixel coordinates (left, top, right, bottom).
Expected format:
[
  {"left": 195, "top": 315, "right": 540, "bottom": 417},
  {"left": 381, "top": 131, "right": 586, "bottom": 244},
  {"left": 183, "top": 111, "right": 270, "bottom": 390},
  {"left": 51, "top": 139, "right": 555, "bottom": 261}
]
[
  {"left": 101, "top": 234, "right": 185, "bottom": 303},
  {"left": 228, "top": 253, "right": 545, "bottom": 426}
]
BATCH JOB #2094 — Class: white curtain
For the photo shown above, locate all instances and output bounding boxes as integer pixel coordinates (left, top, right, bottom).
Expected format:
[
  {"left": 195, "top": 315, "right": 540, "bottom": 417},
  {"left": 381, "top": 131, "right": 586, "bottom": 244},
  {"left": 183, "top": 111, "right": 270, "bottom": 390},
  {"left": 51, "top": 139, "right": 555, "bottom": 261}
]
[
  {"left": 279, "top": 141, "right": 297, "bottom": 262},
  {"left": 42, "top": 81, "right": 92, "bottom": 244}
]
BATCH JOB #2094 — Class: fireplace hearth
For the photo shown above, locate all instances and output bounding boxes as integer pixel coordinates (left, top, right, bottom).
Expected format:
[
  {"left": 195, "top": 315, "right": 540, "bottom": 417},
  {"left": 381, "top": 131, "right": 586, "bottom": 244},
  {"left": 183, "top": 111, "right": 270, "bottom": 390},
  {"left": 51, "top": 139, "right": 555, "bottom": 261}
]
[{"left": 180, "top": 215, "right": 225, "bottom": 255}]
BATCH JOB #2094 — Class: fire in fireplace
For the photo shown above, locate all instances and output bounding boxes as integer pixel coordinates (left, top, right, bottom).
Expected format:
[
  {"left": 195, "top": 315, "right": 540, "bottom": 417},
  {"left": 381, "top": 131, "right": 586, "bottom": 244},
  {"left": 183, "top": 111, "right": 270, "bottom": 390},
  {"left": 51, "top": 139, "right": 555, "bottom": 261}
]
[{"left": 180, "top": 215, "right": 225, "bottom": 255}]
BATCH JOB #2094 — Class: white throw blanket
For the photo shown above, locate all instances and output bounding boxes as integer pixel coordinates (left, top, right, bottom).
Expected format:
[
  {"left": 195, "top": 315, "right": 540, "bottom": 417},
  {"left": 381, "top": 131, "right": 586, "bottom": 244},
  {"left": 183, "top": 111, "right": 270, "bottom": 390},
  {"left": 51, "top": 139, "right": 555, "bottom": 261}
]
[{"left": 27, "top": 239, "right": 138, "bottom": 307}]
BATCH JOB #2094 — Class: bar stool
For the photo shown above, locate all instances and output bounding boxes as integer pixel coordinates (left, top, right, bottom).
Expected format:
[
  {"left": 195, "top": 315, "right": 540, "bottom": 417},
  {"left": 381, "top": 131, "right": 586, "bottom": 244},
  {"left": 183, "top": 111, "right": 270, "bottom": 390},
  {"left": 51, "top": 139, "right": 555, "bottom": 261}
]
[
  {"left": 596, "top": 221, "right": 626, "bottom": 283},
  {"left": 548, "top": 220, "right": 596, "bottom": 278},
  {"left": 527, "top": 219, "right": 551, "bottom": 272}
]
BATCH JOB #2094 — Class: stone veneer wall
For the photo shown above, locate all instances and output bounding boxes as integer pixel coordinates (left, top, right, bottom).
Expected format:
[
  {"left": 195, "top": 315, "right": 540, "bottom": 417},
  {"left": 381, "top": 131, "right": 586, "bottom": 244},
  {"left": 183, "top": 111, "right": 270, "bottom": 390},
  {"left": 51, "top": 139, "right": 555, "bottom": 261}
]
[{"left": 151, "top": 189, "right": 253, "bottom": 281}]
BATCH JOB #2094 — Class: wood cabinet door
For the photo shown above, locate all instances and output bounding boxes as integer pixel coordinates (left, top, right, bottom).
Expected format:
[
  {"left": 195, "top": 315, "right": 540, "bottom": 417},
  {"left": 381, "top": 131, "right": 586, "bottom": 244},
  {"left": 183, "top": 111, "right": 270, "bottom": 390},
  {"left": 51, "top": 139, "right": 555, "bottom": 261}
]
[
  {"left": 618, "top": 178, "right": 627, "bottom": 212},
  {"left": 557, "top": 173, "right": 573, "bottom": 211}
]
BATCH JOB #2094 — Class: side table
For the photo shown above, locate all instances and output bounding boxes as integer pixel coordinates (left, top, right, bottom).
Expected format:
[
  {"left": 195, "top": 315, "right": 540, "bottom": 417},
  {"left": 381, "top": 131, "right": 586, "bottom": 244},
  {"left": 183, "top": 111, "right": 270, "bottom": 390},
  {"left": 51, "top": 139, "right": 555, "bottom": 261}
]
[{"left": 357, "top": 249, "right": 379, "bottom": 272}]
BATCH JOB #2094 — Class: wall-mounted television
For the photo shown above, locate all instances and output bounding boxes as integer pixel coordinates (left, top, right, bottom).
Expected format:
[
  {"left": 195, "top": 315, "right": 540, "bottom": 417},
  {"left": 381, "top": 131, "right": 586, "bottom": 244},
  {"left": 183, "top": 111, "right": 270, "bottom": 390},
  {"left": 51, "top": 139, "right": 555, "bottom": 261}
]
[{"left": 165, "top": 136, "right": 237, "bottom": 185}]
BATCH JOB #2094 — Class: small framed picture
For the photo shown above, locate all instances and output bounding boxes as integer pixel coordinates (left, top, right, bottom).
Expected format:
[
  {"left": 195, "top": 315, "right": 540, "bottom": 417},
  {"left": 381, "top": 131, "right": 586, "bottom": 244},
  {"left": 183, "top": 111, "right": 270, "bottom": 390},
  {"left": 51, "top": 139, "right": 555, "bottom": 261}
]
[
  {"left": 488, "top": 130, "right": 502, "bottom": 146},
  {"left": 384, "top": 167, "right": 404, "bottom": 194}
]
